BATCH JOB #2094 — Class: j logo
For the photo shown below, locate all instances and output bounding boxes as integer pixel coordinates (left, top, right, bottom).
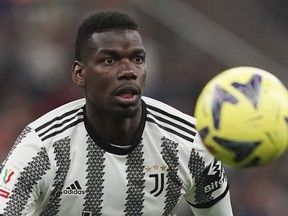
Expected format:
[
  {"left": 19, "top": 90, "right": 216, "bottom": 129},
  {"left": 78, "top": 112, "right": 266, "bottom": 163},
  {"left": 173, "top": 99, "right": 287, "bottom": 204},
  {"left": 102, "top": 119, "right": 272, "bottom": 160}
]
[
  {"left": 145, "top": 163, "right": 167, "bottom": 197},
  {"left": 149, "top": 173, "right": 165, "bottom": 197}
]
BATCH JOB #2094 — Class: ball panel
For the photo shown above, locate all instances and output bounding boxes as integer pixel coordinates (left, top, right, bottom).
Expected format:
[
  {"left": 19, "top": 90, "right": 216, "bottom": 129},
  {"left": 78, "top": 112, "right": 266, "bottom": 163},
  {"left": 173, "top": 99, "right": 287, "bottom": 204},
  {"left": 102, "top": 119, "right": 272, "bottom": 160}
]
[{"left": 195, "top": 66, "right": 288, "bottom": 168}]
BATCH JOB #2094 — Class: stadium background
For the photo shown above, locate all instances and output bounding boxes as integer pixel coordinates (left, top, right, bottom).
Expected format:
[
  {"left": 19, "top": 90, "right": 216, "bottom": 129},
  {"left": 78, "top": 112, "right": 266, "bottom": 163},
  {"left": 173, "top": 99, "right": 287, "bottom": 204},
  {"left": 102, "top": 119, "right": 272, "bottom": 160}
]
[{"left": 1, "top": 0, "right": 288, "bottom": 215}]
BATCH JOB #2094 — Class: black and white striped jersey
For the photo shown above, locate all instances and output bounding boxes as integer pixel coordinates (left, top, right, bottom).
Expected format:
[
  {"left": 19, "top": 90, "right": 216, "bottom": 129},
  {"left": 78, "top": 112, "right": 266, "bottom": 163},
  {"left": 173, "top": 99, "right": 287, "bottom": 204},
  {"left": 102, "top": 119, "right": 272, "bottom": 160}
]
[{"left": 0, "top": 96, "right": 229, "bottom": 216}]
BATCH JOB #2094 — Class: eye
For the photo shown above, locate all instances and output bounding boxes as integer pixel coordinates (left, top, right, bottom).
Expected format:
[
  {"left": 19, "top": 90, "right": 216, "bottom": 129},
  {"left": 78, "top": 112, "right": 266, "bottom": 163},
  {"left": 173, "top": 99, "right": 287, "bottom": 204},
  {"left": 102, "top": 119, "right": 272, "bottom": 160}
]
[
  {"left": 103, "top": 58, "right": 116, "bottom": 65},
  {"left": 134, "top": 56, "right": 145, "bottom": 64}
]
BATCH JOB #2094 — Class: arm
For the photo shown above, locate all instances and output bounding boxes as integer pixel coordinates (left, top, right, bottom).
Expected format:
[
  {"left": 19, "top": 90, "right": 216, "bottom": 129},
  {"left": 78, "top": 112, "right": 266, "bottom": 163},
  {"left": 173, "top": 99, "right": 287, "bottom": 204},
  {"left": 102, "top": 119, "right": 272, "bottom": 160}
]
[
  {"left": 0, "top": 126, "right": 51, "bottom": 215},
  {"left": 183, "top": 131, "right": 233, "bottom": 216},
  {"left": 191, "top": 192, "right": 233, "bottom": 216},
  {"left": 184, "top": 158, "right": 233, "bottom": 216}
]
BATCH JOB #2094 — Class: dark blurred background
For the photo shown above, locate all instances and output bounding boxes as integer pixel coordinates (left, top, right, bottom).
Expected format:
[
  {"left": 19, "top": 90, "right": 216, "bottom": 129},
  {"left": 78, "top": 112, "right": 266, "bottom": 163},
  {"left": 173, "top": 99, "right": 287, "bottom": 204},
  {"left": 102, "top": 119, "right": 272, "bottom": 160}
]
[{"left": 1, "top": 0, "right": 288, "bottom": 215}]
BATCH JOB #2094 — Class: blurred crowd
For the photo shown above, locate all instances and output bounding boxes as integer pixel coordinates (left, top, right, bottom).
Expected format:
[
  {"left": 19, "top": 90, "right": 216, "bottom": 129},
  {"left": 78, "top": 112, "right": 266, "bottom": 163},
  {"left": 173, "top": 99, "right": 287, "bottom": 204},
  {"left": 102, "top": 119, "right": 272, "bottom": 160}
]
[{"left": 1, "top": 1, "right": 288, "bottom": 215}]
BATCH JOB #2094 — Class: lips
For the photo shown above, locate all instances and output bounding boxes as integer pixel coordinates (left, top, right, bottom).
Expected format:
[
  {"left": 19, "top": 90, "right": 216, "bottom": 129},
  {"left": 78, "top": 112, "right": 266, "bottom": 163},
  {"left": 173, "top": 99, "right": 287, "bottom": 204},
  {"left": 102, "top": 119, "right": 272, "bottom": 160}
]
[
  {"left": 114, "top": 85, "right": 140, "bottom": 104},
  {"left": 114, "top": 85, "right": 140, "bottom": 96}
]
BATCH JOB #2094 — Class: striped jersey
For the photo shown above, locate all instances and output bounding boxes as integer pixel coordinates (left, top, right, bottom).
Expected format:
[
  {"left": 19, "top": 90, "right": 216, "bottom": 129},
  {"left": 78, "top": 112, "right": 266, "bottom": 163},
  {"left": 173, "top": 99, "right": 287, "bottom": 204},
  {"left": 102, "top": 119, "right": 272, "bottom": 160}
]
[{"left": 0, "top": 96, "right": 229, "bottom": 216}]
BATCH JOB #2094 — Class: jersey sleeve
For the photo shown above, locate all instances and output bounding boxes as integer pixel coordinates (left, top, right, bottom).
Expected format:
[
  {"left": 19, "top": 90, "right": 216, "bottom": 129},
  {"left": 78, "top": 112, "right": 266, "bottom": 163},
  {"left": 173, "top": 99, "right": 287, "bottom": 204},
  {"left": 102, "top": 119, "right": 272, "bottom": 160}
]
[
  {"left": 184, "top": 133, "right": 230, "bottom": 210},
  {"left": 0, "top": 126, "right": 52, "bottom": 215},
  {"left": 190, "top": 192, "right": 234, "bottom": 216}
]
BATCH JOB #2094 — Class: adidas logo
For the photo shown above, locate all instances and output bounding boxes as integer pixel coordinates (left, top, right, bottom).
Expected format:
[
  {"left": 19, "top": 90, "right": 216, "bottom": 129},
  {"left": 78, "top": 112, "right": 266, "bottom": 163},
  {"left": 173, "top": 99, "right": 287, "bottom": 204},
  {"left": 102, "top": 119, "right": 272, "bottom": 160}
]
[{"left": 63, "top": 180, "right": 85, "bottom": 195}]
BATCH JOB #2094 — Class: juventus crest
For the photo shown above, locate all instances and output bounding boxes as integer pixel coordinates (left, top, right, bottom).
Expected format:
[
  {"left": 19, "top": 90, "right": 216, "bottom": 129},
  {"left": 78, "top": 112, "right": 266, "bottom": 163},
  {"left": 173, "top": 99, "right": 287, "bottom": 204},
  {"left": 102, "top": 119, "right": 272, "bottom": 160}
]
[{"left": 145, "top": 163, "right": 168, "bottom": 197}]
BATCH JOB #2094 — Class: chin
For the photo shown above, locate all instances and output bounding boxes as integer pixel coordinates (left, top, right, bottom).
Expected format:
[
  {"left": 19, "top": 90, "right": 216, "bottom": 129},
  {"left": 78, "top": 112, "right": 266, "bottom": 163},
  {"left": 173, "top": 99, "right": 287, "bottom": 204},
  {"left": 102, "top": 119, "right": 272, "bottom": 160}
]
[
  {"left": 113, "top": 107, "right": 140, "bottom": 119},
  {"left": 112, "top": 97, "right": 142, "bottom": 119}
]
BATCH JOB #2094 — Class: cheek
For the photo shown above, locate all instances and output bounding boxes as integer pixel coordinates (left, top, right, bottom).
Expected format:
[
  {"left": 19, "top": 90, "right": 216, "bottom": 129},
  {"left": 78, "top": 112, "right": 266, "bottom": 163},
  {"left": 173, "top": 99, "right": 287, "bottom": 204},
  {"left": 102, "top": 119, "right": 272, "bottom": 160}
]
[
  {"left": 135, "top": 63, "right": 146, "bottom": 75},
  {"left": 87, "top": 80, "right": 108, "bottom": 93},
  {"left": 86, "top": 73, "right": 114, "bottom": 95},
  {"left": 140, "top": 68, "right": 147, "bottom": 83}
]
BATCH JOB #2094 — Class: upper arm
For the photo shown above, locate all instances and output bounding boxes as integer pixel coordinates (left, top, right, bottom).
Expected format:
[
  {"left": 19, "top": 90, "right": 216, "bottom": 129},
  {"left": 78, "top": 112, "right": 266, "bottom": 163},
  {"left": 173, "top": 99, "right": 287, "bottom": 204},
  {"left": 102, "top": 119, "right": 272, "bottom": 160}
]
[{"left": 182, "top": 130, "right": 231, "bottom": 209}]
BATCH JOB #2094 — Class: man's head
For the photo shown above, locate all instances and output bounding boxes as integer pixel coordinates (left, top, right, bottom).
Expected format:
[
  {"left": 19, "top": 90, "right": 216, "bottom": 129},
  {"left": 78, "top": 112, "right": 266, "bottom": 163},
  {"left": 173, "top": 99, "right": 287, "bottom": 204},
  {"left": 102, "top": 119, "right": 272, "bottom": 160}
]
[
  {"left": 75, "top": 11, "right": 139, "bottom": 63},
  {"left": 72, "top": 11, "right": 147, "bottom": 119}
]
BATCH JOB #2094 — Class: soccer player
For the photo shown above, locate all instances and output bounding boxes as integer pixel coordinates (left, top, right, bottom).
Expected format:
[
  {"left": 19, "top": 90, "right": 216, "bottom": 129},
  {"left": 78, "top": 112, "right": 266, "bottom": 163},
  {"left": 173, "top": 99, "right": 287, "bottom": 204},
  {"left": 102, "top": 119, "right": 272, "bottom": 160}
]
[{"left": 0, "top": 11, "right": 233, "bottom": 215}]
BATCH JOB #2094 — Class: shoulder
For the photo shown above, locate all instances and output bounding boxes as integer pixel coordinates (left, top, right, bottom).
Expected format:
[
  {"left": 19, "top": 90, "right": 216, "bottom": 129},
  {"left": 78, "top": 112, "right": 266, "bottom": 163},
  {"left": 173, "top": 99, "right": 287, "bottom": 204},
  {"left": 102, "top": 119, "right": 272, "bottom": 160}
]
[
  {"left": 28, "top": 98, "right": 86, "bottom": 141},
  {"left": 142, "top": 96, "right": 199, "bottom": 149},
  {"left": 142, "top": 96, "right": 197, "bottom": 127},
  {"left": 30, "top": 98, "right": 85, "bottom": 128}
]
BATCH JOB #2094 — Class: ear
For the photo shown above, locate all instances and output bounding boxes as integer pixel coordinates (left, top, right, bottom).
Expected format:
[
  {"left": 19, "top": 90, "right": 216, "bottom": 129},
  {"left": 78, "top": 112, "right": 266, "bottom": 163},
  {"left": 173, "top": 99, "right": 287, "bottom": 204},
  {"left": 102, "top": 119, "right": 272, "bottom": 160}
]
[{"left": 72, "top": 61, "right": 86, "bottom": 88}]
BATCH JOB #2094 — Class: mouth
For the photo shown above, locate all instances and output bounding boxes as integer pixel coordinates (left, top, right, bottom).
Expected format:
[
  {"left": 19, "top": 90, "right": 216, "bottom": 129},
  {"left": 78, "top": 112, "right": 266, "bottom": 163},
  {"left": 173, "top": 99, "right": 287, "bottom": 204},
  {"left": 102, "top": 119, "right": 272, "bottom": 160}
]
[{"left": 114, "top": 85, "right": 140, "bottom": 104}]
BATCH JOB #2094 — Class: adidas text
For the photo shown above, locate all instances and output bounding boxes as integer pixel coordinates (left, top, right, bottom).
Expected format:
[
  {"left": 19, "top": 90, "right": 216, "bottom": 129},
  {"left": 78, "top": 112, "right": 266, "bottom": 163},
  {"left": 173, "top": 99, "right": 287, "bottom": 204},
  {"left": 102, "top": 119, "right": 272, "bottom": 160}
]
[{"left": 63, "top": 189, "right": 85, "bottom": 195}]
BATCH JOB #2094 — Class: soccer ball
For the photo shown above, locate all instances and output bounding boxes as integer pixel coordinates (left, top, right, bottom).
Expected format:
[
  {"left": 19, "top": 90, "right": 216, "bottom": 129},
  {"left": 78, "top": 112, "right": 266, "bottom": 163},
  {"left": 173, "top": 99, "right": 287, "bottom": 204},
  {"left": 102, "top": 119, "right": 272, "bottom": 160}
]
[{"left": 194, "top": 66, "right": 288, "bottom": 168}]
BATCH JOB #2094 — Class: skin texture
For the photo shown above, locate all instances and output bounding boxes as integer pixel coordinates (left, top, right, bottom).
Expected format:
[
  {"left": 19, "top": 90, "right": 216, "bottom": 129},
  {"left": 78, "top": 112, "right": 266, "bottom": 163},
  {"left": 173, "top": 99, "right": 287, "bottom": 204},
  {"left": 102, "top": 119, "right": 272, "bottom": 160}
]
[{"left": 72, "top": 29, "right": 147, "bottom": 146}]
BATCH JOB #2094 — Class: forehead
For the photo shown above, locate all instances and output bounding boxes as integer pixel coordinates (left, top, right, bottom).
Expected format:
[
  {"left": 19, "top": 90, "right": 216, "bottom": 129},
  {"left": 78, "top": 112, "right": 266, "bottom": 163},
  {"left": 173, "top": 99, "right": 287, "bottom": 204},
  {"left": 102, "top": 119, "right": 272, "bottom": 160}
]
[{"left": 90, "top": 29, "right": 144, "bottom": 52}]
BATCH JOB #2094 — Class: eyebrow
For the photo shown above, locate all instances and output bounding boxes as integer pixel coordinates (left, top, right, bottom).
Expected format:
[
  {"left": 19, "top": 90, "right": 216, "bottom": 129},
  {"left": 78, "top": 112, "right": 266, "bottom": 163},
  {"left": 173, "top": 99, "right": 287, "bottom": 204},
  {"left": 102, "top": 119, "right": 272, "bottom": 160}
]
[{"left": 97, "top": 48, "right": 146, "bottom": 57}]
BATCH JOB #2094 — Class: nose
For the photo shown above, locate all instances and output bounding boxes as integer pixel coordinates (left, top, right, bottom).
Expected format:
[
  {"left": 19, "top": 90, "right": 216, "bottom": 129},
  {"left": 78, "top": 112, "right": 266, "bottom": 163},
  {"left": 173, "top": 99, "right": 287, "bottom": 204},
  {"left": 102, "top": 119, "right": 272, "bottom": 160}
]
[
  {"left": 117, "top": 69, "right": 137, "bottom": 80},
  {"left": 117, "top": 59, "right": 137, "bottom": 80}
]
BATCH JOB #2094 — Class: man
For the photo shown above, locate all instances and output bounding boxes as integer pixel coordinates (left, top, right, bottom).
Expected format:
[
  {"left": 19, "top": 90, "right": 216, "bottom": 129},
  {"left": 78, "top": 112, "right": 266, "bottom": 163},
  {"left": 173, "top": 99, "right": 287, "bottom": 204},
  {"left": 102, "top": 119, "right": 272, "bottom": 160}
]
[{"left": 0, "top": 11, "right": 233, "bottom": 215}]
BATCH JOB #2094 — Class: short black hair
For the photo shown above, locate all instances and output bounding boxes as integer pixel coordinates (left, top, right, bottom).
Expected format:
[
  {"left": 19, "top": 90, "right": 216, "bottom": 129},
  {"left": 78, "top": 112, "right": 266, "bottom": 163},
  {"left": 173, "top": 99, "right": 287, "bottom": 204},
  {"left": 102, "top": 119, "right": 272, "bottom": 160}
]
[{"left": 75, "top": 11, "right": 139, "bottom": 62}]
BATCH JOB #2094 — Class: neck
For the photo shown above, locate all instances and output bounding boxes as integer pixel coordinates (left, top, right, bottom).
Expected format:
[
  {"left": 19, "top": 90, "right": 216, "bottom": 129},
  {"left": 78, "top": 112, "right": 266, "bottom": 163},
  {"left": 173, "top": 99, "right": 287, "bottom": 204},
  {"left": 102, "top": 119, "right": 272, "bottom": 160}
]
[{"left": 85, "top": 103, "right": 142, "bottom": 146}]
